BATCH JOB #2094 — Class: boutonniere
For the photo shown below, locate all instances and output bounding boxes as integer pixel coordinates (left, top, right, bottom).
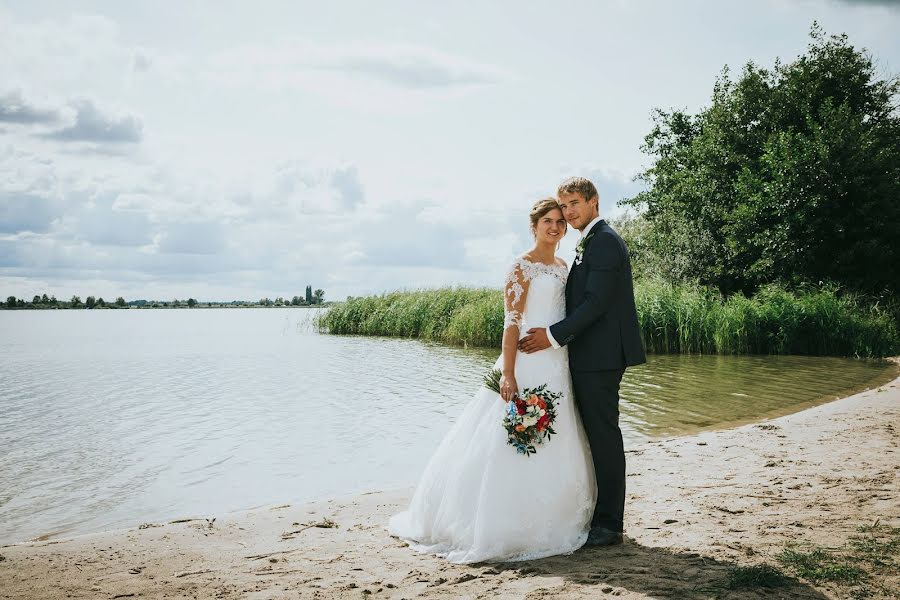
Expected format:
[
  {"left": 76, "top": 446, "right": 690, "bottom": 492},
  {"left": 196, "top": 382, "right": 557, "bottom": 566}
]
[{"left": 574, "top": 232, "right": 595, "bottom": 266}]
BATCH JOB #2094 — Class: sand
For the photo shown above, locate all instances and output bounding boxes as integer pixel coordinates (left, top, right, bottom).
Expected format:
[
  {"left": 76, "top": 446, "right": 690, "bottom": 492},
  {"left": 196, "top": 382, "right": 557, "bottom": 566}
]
[{"left": 1, "top": 372, "right": 898, "bottom": 599}]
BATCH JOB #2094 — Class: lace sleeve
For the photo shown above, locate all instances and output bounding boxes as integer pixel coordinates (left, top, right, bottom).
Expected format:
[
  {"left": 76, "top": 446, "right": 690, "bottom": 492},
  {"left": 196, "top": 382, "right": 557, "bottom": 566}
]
[{"left": 503, "top": 259, "right": 530, "bottom": 331}]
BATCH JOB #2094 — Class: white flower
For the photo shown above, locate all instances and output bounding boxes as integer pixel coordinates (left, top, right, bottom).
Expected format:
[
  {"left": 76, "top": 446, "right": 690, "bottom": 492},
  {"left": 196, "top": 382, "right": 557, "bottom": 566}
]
[
  {"left": 522, "top": 415, "right": 538, "bottom": 427},
  {"left": 574, "top": 231, "right": 595, "bottom": 266}
]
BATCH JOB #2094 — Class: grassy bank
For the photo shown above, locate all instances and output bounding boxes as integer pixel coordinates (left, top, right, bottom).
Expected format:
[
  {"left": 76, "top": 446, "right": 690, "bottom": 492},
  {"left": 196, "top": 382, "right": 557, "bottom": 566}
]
[
  {"left": 316, "top": 282, "right": 899, "bottom": 357},
  {"left": 317, "top": 287, "right": 505, "bottom": 348}
]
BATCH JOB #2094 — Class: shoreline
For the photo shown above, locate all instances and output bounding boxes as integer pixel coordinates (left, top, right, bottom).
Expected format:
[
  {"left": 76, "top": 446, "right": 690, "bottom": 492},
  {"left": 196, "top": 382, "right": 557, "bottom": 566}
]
[{"left": 1, "top": 371, "right": 898, "bottom": 598}]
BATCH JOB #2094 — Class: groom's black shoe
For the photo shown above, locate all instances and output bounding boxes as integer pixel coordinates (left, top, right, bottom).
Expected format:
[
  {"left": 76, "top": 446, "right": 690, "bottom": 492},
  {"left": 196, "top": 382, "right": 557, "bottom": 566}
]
[{"left": 585, "top": 527, "right": 623, "bottom": 547}]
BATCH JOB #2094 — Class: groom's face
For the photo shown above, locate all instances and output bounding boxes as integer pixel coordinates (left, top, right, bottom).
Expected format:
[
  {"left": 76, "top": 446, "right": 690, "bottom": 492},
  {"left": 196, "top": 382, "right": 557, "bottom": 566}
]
[{"left": 557, "top": 191, "right": 599, "bottom": 231}]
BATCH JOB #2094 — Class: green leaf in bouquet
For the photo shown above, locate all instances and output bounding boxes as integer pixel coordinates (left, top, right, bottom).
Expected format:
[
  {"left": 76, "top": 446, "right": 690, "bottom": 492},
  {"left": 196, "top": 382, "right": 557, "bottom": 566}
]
[{"left": 482, "top": 367, "right": 502, "bottom": 394}]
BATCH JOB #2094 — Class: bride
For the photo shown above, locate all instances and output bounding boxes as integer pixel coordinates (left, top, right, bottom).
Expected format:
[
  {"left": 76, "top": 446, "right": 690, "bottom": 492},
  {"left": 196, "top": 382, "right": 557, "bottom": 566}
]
[{"left": 387, "top": 198, "right": 598, "bottom": 563}]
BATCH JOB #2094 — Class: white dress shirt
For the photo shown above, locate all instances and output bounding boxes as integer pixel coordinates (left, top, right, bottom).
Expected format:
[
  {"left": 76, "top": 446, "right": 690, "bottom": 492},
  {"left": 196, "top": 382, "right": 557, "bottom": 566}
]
[{"left": 546, "top": 215, "right": 604, "bottom": 349}]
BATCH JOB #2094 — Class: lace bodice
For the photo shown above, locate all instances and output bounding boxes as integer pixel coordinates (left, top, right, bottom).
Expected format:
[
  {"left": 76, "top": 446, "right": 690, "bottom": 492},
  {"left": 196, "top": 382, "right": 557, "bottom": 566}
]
[{"left": 503, "top": 257, "right": 568, "bottom": 334}]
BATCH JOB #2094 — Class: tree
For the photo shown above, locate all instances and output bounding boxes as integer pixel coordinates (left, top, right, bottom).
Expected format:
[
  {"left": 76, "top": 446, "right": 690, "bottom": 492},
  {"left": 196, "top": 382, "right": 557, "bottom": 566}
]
[
  {"left": 187, "top": 298, "right": 197, "bottom": 308},
  {"left": 71, "top": 295, "right": 82, "bottom": 307},
  {"left": 32, "top": 295, "right": 41, "bottom": 305},
  {"left": 85, "top": 296, "right": 96, "bottom": 309},
  {"left": 41, "top": 293, "right": 49, "bottom": 304},
  {"left": 115, "top": 296, "right": 126, "bottom": 307},
  {"left": 16, "top": 298, "right": 25, "bottom": 307},
  {"left": 313, "top": 289, "right": 325, "bottom": 304},
  {"left": 50, "top": 295, "right": 57, "bottom": 305},
  {"left": 624, "top": 24, "right": 900, "bottom": 296},
  {"left": 96, "top": 297, "right": 106, "bottom": 307},
  {"left": 6, "top": 296, "right": 16, "bottom": 309}
]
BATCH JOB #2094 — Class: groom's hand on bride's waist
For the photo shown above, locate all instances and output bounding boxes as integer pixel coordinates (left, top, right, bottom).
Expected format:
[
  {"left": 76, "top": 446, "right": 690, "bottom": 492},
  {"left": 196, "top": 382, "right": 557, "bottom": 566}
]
[{"left": 518, "top": 328, "right": 551, "bottom": 353}]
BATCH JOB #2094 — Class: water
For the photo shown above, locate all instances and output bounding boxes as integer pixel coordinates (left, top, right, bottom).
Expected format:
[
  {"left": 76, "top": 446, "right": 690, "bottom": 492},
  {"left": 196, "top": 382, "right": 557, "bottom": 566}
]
[{"left": 0, "top": 309, "right": 895, "bottom": 545}]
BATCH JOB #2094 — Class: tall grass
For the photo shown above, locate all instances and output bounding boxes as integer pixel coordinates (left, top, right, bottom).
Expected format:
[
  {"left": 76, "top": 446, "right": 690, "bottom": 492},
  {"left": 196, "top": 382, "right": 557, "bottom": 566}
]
[
  {"left": 636, "top": 280, "right": 899, "bottom": 357},
  {"left": 317, "top": 287, "right": 504, "bottom": 348},
  {"left": 316, "top": 281, "right": 899, "bottom": 357}
]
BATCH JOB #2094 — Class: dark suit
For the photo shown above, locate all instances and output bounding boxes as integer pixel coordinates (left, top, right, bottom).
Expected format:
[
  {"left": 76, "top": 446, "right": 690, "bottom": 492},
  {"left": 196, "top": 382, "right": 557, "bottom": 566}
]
[{"left": 549, "top": 219, "right": 645, "bottom": 533}]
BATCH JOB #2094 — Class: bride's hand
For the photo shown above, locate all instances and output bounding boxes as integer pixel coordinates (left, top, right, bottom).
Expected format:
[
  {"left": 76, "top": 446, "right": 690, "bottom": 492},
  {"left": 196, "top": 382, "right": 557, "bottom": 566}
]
[{"left": 499, "top": 372, "right": 518, "bottom": 402}]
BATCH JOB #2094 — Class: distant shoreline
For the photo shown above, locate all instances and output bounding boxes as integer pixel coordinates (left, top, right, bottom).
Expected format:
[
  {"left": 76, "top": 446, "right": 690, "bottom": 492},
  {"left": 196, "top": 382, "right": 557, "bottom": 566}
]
[{"left": 0, "top": 303, "right": 333, "bottom": 310}]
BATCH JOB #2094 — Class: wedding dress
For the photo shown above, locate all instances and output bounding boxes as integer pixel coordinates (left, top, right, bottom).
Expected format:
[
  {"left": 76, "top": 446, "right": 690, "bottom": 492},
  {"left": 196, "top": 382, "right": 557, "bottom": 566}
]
[{"left": 387, "top": 256, "right": 597, "bottom": 563}]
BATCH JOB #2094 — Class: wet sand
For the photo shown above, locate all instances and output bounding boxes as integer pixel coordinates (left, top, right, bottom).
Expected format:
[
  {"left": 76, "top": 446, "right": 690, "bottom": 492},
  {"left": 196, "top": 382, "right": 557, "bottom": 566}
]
[{"left": 1, "top": 371, "right": 898, "bottom": 599}]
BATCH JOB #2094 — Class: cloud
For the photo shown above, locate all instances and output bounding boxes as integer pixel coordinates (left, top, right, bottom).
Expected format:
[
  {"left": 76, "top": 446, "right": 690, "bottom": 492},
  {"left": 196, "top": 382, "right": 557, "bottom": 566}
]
[
  {"left": 318, "top": 47, "right": 500, "bottom": 88},
  {"left": 212, "top": 41, "right": 504, "bottom": 91},
  {"left": 347, "top": 204, "right": 469, "bottom": 269},
  {"left": 261, "top": 161, "right": 367, "bottom": 216},
  {"left": 43, "top": 99, "right": 143, "bottom": 144},
  {"left": 0, "top": 89, "right": 60, "bottom": 124},
  {"left": 0, "top": 146, "right": 517, "bottom": 299},
  {"left": 54, "top": 196, "right": 155, "bottom": 248},
  {"left": 0, "top": 105, "right": 635, "bottom": 300},
  {"left": 156, "top": 221, "right": 226, "bottom": 255},
  {"left": 0, "top": 190, "right": 58, "bottom": 234}
]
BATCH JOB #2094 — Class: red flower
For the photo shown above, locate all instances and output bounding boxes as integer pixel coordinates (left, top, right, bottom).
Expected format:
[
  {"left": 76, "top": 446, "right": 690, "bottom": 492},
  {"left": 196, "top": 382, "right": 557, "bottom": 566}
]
[{"left": 537, "top": 415, "right": 549, "bottom": 430}]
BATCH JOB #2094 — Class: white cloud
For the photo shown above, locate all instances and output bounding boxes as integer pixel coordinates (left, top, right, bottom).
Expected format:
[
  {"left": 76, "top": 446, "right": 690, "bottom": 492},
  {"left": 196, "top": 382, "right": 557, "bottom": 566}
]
[
  {"left": 0, "top": 142, "right": 517, "bottom": 300},
  {"left": 44, "top": 98, "right": 143, "bottom": 144},
  {"left": 0, "top": 89, "right": 61, "bottom": 125},
  {"left": 211, "top": 40, "right": 505, "bottom": 90}
]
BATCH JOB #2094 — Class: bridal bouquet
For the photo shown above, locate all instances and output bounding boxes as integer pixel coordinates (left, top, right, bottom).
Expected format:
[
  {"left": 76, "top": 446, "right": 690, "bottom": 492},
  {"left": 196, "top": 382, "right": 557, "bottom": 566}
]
[{"left": 483, "top": 369, "right": 560, "bottom": 456}]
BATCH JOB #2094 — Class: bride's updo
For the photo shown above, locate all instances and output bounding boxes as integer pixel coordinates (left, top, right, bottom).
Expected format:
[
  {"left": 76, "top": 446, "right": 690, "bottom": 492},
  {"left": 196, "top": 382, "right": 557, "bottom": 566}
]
[{"left": 529, "top": 197, "right": 564, "bottom": 237}]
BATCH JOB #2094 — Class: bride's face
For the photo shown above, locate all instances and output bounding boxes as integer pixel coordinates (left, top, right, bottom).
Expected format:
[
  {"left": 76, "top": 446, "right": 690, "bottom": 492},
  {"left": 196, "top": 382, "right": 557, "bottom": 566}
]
[{"left": 534, "top": 208, "right": 567, "bottom": 244}]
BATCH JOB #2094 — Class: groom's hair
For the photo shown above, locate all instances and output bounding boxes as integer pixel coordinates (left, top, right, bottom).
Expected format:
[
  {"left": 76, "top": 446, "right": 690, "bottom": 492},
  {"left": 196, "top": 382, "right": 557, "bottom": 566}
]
[{"left": 557, "top": 177, "right": 598, "bottom": 203}]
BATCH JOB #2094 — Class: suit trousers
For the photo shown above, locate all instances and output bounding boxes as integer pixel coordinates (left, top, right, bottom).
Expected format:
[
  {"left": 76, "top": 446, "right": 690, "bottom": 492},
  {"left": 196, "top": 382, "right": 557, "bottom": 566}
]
[{"left": 571, "top": 369, "right": 626, "bottom": 532}]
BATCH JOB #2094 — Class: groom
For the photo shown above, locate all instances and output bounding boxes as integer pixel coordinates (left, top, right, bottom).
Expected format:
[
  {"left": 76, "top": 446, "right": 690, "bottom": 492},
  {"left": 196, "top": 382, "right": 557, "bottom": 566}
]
[{"left": 519, "top": 176, "right": 646, "bottom": 547}]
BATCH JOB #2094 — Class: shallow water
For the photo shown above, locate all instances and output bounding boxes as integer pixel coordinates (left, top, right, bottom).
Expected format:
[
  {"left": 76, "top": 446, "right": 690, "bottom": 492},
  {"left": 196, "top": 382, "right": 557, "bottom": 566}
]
[{"left": 0, "top": 308, "right": 895, "bottom": 544}]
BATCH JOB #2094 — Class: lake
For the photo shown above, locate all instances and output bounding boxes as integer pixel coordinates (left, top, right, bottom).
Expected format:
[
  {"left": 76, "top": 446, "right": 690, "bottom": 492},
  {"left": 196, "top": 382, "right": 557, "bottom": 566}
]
[{"left": 0, "top": 308, "right": 895, "bottom": 545}]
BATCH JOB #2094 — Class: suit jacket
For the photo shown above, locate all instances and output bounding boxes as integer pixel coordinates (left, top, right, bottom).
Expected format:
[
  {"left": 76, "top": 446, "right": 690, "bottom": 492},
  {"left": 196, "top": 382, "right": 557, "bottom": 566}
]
[{"left": 549, "top": 220, "right": 646, "bottom": 371}]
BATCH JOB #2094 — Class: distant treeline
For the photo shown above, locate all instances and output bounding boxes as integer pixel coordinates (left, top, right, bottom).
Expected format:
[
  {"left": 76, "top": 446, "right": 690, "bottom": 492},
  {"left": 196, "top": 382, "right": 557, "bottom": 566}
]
[
  {"left": 3, "top": 289, "right": 327, "bottom": 310},
  {"left": 315, "top": 284, "right": 898, "bottom": 358}
]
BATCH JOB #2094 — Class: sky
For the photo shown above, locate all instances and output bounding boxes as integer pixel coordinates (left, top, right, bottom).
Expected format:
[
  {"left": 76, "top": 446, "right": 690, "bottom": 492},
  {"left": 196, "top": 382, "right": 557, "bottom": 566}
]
[{"left": 2, "top": 0, "right": 899, "bottom": 302}]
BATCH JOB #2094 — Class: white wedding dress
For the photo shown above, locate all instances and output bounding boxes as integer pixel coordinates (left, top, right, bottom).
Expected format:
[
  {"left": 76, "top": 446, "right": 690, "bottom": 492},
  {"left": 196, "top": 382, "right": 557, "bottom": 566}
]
[{"left": 387, "top": 256, "right": 597, "bottom": 563}]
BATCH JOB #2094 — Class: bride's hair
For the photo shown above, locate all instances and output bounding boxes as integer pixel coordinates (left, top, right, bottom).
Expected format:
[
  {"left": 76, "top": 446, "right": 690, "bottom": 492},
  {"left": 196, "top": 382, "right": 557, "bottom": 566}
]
[{"left": 530, "top": 197, "right": 564, "bottom": 238}]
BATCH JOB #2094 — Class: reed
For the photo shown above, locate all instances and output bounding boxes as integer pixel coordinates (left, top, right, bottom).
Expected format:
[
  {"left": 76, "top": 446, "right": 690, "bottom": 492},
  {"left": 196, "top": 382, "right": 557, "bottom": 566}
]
[
  {"left": 316, "top": 287, "right": 504, "bottom": 348},
  {"left": 316, "top": 281, "right": 899, "bottom": 357}
]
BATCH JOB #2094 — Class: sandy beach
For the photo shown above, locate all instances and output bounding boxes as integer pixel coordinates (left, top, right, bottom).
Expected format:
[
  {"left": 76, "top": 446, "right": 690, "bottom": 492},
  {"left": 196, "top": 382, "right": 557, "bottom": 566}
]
[{"left": 1, "top": 372, "right": 897, "bottom": 600}]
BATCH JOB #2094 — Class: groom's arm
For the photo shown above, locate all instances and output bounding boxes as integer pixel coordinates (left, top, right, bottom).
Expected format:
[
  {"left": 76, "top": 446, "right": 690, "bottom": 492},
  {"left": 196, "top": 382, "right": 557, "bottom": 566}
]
[{"left": 547, "top": 232, "right": 622, "bottom": 347}]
